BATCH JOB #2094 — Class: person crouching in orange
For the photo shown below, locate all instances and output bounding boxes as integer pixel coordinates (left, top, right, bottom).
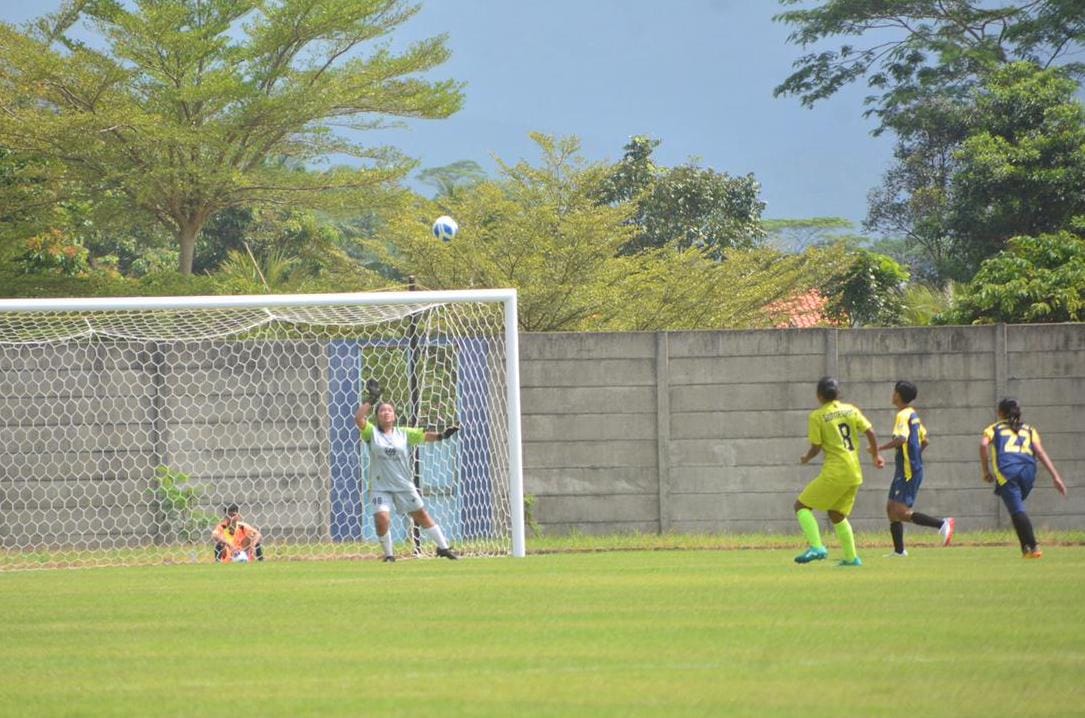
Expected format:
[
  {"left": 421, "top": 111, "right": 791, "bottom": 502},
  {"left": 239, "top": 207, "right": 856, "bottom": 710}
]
[{"left": 212, "top": 504, "right": 264, "bottom": 562}]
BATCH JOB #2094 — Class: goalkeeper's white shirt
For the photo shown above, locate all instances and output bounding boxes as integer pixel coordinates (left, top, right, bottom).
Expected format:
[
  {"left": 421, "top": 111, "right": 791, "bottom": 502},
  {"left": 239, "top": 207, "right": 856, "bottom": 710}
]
[{"left": 361, "top": 424, "right": 425, "bottom": 492}]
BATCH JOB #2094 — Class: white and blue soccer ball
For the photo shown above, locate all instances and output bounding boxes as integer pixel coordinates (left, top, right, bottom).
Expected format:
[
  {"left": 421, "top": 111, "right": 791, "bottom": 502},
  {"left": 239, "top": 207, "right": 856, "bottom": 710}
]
[
  {"left": 432, "top": 215, "right": 458, "bottom": 242},
  {"left": 233, "top": 550, "right": 249, "bottom": 563}
]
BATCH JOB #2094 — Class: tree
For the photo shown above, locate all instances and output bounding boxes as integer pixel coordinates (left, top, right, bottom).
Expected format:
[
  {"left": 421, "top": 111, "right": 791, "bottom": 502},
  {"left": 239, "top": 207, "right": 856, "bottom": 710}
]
[
  {"left": 948, "top": 62, "right": 1085, "bottom": 272},
  {"left": 763, "top": 216, "right": 858, "bottom": 252},
  {"left": 380, "top": 133, "right": 849, "bottom": 332},
  {"left": 941, "top": 225, "right": 1085, "bottom": 324},
  {"left": 598, "top": 136, "right": 767, "bottom": 259},
  {"left": 823, "top": 248, "right": 910, "bottom": 327},
  {"left": 0, "top": 0, "right": 463, "bottom": 274},
  {"left": 416, "top": 160, "right": 487, "bottom": 199},
  {"left": 774, "top": 0, "right": 1085, "bottom": 127},
  {"left": 864, "top": 95, "right": 971, "bottom": 283},
  {"left": 381, "top": 134, "right": 637, "bottom": 331}
]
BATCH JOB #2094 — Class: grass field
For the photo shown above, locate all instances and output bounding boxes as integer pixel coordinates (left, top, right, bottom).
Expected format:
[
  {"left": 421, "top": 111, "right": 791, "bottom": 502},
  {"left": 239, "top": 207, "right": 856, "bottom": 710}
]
[{"left": 2, "top": 541, "right": 1084, "bottom": 717}]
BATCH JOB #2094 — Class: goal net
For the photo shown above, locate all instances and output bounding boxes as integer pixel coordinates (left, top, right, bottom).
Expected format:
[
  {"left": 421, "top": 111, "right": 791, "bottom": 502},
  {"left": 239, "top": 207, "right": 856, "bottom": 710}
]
[{"left": 0, "top": 290, "right": 525, "bottom": 570}]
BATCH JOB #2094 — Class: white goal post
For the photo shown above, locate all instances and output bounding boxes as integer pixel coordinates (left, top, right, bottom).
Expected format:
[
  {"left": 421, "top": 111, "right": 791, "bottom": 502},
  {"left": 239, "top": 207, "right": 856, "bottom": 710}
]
[{"left": 0, "top": 289, "right": 525, "bottom": 569}]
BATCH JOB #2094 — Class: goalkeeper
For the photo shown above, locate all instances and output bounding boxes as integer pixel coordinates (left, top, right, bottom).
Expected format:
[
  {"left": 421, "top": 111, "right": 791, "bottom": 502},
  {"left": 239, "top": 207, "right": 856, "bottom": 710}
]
[
  {"left": 212, "top": 504, "right": 264, "bottom": 562},
  {"left": 354, "top": 378, "right": 461, "bottom": 562}
]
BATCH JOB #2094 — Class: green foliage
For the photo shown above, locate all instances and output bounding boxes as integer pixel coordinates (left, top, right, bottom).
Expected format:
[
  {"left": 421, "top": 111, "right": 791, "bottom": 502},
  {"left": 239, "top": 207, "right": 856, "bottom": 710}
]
[
  {"left": 941, "top": 227, "right": 1085, "bottom": 324},
  {"left": 774, "top": 0, "right": 1085, "bottom": 127},
  {"left": 16, "top": 228, "right": 90, "bottom": 276},
  {"left": 948, "top": 63, "right": 1085, "bottom": 273},
  {"left": 823, "top": 248, "right": 910, "bottom": 326},
  {"left": 599, "top": 136, "right": 767, "bottom": 259},
  {"left": 762, "top": 216, "right": 855, "bottom": 252},
  {"left": 899, "top": 283, "right": 957, "bottom": 327},
  {"left": 523, "top": 494, "right": 542, "bottom": 538},
  {"left": 867, "top": 62, "right": 1085, "bottom": 284},
  {"left": 416, "top": 160, "right": 487, "bottom": 199},
  {"left": 0, "top": 0, "right": 463, "bottom": 274},
  {"left": 151, "top": 465, "right": 217, "bottom": 544},
  {"left": 378, "top": 134, "right": 840, "bottom": 332},
  {"left": 865, "top": 96, "right": 972, "bottom": 283},
  {"left": 379, "top": 133, "right": 637, "bottom": 331}
]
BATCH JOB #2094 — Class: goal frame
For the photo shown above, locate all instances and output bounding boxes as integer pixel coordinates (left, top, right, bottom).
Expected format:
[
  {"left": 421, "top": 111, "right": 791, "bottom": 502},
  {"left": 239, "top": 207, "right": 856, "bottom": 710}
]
[{"left": 0, "top": 288, "right": 527, "bottom": 559}]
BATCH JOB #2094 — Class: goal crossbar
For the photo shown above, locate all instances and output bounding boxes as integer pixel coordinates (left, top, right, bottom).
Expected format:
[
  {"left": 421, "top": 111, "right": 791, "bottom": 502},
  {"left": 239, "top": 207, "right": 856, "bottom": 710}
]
[{"left": 0, "top": 289, "right": 525, "bottom": 566}]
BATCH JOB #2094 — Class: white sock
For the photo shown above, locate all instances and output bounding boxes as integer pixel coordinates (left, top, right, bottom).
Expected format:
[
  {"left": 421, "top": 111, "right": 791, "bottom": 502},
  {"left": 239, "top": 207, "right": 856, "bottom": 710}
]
[
  {"left": 422, "top": 525, "right": 449, "bottom": 549},
  {"left": 378, "top": 532, "right": 394, "bottom": 557}
]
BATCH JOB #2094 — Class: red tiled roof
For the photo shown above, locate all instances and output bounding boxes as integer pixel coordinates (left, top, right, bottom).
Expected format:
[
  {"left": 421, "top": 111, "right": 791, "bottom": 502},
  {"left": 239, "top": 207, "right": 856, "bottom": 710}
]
[{"left": 765, "top": 289, "right": 841, "bottom": 328}]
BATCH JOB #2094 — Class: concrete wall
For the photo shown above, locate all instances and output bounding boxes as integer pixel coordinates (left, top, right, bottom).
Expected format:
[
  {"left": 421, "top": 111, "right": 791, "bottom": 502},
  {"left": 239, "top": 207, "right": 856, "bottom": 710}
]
[
  {"left": 521, "top": 324, "right": 1085, "bottom": 535},
  {"left": 1, "top": 324, "right": 1082, "bottom": 548},
  {"left": 0, "top": 342, "right": 332, "bottom": 549}
]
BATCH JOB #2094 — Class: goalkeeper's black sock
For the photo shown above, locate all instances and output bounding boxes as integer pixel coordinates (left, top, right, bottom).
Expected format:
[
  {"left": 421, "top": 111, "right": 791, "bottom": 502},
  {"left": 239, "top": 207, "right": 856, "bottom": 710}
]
[
  {"left": 911, "top": 512, "right": 944, "bottom": 529},
  {"left": 1011, "top": 512, "right": 1037, "bottom": 552},
  {"left": 890, "top": 521, "right": 905, "bottom": 554}
]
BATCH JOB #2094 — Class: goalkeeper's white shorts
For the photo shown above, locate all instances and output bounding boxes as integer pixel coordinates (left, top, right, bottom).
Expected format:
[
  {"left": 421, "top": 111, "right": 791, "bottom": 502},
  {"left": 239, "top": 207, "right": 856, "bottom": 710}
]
[{"left": 370, "top": 487, "right": 425, "bottom": 516}]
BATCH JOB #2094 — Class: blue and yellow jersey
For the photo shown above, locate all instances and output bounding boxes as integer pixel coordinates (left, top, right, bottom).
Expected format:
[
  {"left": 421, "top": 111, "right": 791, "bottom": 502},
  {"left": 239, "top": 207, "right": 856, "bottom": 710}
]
[
  {"left": 808, "top": 400, "right": 873, "bottom": 485},
  {"left": 983, "top": 421, "right": 1040, "bottom": 485},
  {"left": 892, "top": 407, "right": 927, "bottom": 480}
]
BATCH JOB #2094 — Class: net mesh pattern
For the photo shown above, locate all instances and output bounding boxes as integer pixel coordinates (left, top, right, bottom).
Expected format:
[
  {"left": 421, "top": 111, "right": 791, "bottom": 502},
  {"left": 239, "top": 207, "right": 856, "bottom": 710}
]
[{"left": 0, "top": 298, "right": 511, "bottom": 569}]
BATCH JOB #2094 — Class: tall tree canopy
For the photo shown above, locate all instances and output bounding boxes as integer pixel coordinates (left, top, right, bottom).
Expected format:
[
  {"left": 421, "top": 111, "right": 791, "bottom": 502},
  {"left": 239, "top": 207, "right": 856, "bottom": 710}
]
[
  {"left": 774, "top": 0, "right": 1085, "bottom": 128},
  {"left": 382, "top": 134, "right": 850, "bottom": 332},
  {"left": 597, "top": 136, "right": 766, "bottom": 259},
  {"left": 0, "top": 0, "right": 463, "bottom": 274}
]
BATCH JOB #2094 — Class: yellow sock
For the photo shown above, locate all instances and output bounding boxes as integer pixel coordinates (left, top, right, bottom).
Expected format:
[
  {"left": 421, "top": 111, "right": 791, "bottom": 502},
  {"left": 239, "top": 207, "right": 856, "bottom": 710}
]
[
  {"left": 796, "top": 508, "right": 823, "bottom": 549},
  {"left": 834, "top": 519, "right": 857, "bottom": 561}
]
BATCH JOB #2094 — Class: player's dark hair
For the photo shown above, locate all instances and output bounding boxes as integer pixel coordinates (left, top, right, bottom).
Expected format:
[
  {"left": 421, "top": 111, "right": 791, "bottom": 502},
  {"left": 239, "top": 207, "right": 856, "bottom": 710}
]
[
  {"left": 895, "top": 380, "right": 917, "bottom": 404},
  {"left": 998, "top": 397, "right": 1023, "bottom": 432},
  {"left": 225, "top": 503, "right": 239, "bottom": 515},
  {"left": 816, "top": 376, "right": 839, "bottom": 401}
]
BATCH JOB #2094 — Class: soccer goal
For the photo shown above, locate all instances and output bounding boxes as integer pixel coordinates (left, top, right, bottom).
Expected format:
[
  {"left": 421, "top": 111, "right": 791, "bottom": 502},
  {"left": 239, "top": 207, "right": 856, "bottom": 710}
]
[{"left": 0, "top": 289, "right": 525, "bottom": 569}]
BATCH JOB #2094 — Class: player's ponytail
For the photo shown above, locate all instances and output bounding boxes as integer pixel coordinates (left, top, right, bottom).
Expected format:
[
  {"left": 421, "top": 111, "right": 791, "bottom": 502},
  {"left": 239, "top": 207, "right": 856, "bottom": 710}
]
[{"left": 998, "top": 397, "right": 1022, "bottom": 432}]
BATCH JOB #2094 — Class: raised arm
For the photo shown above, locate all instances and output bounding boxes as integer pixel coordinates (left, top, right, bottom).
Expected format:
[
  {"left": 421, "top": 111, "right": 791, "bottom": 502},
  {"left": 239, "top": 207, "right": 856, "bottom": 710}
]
[
  {"left": 355, "top": 402, "right": 371, "bottom": 433},
  {"left": 355, "top": 378, "right": 382, "bottom": 433}
]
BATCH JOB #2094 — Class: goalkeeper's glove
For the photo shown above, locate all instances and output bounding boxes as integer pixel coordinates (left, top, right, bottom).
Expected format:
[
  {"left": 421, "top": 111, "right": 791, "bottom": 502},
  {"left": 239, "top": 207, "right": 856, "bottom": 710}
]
[
  {"left": 364, "top": 378, "right": 381, "bottom": 404},
  {"left": 441, "top": 426, "right": 460, "bottom": 440}
]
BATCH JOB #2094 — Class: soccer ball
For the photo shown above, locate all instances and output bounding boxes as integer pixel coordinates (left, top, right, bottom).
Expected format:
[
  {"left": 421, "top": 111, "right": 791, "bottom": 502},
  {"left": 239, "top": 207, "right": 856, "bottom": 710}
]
[
  {"left": 432, "top": 215, "right": 458, "bottom": 242},
  {"left": 233, "top": 550, "right": 249, "bottom": 563}
]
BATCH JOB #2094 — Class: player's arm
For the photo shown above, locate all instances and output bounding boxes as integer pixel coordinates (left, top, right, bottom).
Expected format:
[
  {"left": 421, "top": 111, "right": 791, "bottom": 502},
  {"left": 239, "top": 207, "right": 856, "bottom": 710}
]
[
  {"left": 979, "top": 435, "right": 994, "bottom": 483},
  {"left": 1033, "top": 437, "right": 1068, "bottom": 497},
  {"left": 355, "top": 378, "right": 382, "bottom": 431},
  {"left": 865, "top": 428, "right": 885, "bottom": 468},
  {"left": 878, "top": 436, "right": 905, "bottom": 451},
  {"left": 245, "top": 523, "right": 263, "bottom": 546},
  {"left": 799, "top": 444, "right": 821, "bottom": 464},
  {"left": 423, "top": 426, "right": 460, "bottom": 443},
  {"left": 211, "top": 523, "right": 228, "bottom": 545}
]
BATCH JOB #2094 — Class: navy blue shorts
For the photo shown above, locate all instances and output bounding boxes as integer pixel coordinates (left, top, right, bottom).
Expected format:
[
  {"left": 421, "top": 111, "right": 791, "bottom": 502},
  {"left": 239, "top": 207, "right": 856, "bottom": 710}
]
[
  {"left": 995, "top": 471, "right": 1036, "bottom": 515},
  {"left": 888, "top": 470, "right": 923, "bottom": 508}
]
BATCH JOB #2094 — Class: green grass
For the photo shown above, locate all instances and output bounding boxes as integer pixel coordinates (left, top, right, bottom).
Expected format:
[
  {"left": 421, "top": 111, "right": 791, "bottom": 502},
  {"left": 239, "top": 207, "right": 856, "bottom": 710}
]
[{"left": 2, "top": 543, "right": 1084, "bottom": 717}]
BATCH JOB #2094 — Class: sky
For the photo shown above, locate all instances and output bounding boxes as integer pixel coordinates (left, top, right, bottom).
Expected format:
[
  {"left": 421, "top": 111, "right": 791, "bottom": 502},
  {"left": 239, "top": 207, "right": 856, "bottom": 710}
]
[{"left": 0, "top": 0, "right": 896, "bottom": 227}]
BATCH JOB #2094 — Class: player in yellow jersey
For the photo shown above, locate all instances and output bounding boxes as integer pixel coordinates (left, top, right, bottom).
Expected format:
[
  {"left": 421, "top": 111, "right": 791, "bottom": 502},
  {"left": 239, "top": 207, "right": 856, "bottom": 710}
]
[{"left": 794, "top": 377, "right": 885, "bottom": 566}]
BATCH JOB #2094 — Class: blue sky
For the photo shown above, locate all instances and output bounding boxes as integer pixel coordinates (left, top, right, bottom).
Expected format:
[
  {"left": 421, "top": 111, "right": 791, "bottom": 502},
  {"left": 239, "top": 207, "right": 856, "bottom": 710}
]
[{"left": 0, "top": 0, "right": 895, "bottom": 226}]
